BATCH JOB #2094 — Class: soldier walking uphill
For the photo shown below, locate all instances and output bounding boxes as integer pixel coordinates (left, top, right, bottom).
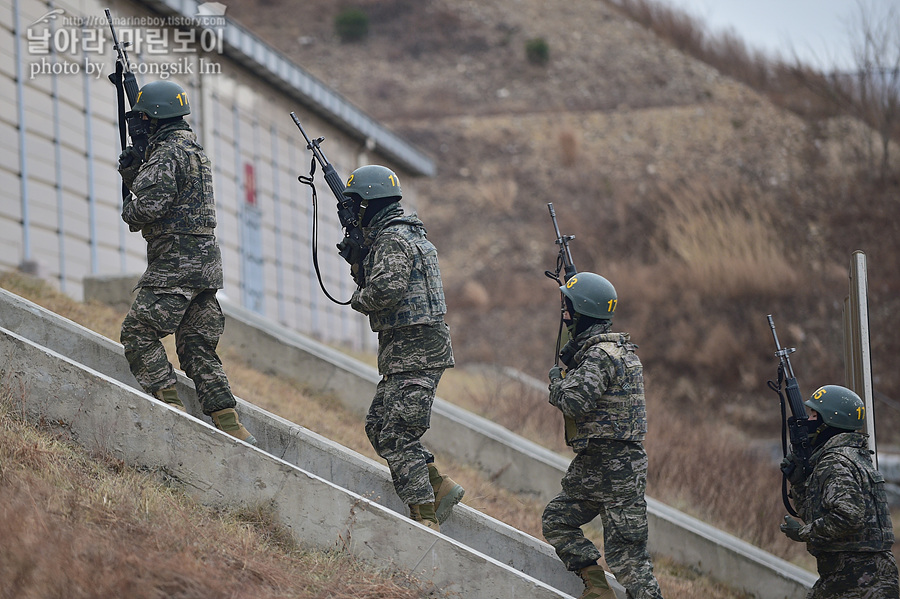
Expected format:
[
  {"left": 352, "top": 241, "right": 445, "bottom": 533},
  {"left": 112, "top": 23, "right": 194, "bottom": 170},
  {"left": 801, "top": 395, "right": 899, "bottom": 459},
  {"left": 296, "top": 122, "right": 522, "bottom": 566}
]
[
  {"left": 544, "top": 273, "right": 663, "bottom": 599},
  {"left": 344, "top": 165, "right": 464, "bottom": 532},
  {"left": 117, "top": 80, "right": 256, "bottom": 445},
  {"left": 780, "top": 385, "right": 898, "bottom": 599}
]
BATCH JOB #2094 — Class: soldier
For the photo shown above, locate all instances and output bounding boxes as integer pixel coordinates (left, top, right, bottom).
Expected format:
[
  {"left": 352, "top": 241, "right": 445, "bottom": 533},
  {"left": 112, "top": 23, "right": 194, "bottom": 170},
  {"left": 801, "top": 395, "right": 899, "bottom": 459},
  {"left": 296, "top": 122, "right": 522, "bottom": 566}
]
[
  {"left": 780, "top": 385, "right": 898, "bottom": 599},
  {"left": 344, "top": 165, "right": 464, "bottom": 532},
  {"left": 544, "top": 272, "right": 663, "bottom": 599},
  {"left": 117, "top": 80, "right": 256, "bottom": 445}
]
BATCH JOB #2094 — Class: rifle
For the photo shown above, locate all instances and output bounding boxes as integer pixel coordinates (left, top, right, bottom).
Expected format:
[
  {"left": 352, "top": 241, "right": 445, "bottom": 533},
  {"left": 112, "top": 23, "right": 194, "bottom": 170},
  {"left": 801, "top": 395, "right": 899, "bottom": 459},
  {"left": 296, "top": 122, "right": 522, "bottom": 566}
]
[
  {"left": 766, "top": 314, "right": 812, "bottom": 516},
  {"left": 289, "top": 112, "right": 367, "bottom": 304},
  {"left": 544, "top": 203, "right": 578, "bottom": 367},
  {"left": 104, "top": 8, "right": 150, "bottom": 200}
]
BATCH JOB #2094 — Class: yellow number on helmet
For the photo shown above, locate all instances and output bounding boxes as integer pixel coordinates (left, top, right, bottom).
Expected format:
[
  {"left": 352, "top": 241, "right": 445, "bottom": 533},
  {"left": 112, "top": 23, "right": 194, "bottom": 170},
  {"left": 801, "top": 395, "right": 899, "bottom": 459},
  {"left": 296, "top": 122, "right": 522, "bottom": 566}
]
[{"left": 566, "top": 277, "right": 578, "bottom": 289}]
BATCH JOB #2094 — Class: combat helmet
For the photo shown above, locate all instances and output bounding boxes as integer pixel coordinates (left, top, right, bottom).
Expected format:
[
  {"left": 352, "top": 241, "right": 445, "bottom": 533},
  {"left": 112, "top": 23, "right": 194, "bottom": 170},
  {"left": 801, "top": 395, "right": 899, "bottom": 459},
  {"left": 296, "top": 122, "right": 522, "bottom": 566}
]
[
  {"left": 343, "top": 165, "right": 402, "bottom": 200},
  {"left": 560, "top": 272, "right": 617, "bottom": 320},
  {"left": 805, "top": 385, "right": 866, "bottom": 431},
  {"left": 133, "top": 80, "right": 191, "bottom": 118}
]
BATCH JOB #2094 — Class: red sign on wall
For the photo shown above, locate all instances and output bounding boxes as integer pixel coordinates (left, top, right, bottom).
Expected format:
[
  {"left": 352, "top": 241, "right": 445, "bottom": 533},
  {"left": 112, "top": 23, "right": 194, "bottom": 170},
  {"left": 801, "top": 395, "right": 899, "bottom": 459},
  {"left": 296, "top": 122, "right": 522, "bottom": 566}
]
[{"left": 244, "top": 162, "right": 256, "bottom": 205}]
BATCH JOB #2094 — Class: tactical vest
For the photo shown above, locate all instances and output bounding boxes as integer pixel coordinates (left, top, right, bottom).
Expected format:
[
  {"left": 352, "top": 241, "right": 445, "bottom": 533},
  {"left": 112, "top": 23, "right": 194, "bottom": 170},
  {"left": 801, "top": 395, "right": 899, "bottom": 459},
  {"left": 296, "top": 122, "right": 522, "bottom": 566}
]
[
  {"left": 364, "top": 218, "right": 447, "bottom": 332},
  {"left": 140, "top": 129, "right": 217, "bottom": 239},
  {"left": 568, "top": 332, "right": 647, "bottom": 448},
  {"left": 803, "top": 435, "right": 894, "bottom": 554}
]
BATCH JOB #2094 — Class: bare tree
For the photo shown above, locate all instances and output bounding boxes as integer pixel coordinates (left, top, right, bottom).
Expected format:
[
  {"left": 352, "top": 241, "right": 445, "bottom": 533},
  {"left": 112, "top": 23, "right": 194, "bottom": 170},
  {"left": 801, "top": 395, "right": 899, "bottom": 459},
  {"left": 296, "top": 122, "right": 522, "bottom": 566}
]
[{"left": 846, "top": 0, "right": 900, "bottom": 181}]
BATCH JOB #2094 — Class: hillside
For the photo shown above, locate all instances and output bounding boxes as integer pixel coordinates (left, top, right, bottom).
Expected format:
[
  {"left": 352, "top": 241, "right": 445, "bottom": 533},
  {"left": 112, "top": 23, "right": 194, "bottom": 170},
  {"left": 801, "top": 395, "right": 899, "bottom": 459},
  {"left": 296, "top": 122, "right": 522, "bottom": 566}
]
[
  {"left": 225, "top": 0, "right": 900, "bottom": 446},
  {"left": 215, "top": 0, "right": 900, "bottom": 581}
]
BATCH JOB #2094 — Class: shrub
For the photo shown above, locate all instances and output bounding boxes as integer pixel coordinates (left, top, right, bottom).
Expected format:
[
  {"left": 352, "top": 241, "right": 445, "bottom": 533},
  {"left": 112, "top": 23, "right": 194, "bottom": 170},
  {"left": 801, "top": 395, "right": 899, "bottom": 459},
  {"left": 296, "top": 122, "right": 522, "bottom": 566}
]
[
  {"left": 335, "top": 9, "right": 368, "bottom": 43},
  {"left": 525, "top": 37, "right": 549, "bottom": 65}
]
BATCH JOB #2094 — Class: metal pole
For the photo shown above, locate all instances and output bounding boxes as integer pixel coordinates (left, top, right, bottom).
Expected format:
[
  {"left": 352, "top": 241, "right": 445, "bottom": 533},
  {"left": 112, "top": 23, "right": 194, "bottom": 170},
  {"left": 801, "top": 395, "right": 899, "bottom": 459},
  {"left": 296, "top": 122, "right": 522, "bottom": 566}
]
[
  {"left": 13, "top": 0, "right": 31, "bottom": 266},
  {"left": 844, "top": 250, "right": 876, "bottom": 467},
  {"left": 50, "top": 2, "right": 67, "bottom": 292},
  {"left": 83, "top": 59, "right": 97, "bottom": 274},
  {"left": 270, "top": 124, "right": 286, "bottom": 325}
]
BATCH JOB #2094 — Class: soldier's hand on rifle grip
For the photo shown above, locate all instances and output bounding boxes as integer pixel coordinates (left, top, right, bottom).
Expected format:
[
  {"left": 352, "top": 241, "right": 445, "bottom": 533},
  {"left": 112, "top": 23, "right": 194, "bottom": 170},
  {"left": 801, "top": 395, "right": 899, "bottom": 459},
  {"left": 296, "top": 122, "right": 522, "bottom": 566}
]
[
  {"left": 559, "top": 339, "right": 578, "bottom": 367},
  {"left": 336, "top": 236, "right": 365, "bottom": 266},
  {"left": 779, "top": 515, "right": 807, "bottom": 542},
  {"left": 780, "top": 453, "right": 808, "bottom": 486},
  {"left": 117, "top": 146, "right": 143, "bottom": 187},
  {"left": 548, "top": 366, "right": 563, "bottom": 383}
]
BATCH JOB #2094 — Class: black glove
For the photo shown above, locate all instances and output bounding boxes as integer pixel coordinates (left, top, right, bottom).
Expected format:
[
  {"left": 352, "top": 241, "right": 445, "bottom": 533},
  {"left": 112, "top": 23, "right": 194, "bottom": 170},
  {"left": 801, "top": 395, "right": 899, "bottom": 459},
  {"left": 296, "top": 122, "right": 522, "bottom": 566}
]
[
  {"left": 336, "top": 236, "right": 367, "bottom": 267},
  {"left": 548, "top": 366, "right": 564, "bottom": 402},
  {"left": 780, "top": 453, "right": 808, "bottom": 486},
  {"left": 558, "top": 339, "right": 578, "bottom": 367},
  {"left": 548, "top": 366, "right": 563, "bottom": 383},
  {"left": 117, "top": 146, "right": 143, "bottom": 188},
  {"left": 780, "top": 515, "right": 806, "bottom": 542},
  {"left": 118, "top": 145, "right": 143, "bottom": 169}
]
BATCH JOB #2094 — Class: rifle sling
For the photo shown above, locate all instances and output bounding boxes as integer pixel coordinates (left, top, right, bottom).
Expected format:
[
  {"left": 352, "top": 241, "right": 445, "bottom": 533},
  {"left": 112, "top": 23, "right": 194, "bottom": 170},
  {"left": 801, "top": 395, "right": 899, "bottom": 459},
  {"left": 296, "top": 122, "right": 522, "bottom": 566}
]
[{"left": 111, "top": 61, "right": 129, "bottom": 202}]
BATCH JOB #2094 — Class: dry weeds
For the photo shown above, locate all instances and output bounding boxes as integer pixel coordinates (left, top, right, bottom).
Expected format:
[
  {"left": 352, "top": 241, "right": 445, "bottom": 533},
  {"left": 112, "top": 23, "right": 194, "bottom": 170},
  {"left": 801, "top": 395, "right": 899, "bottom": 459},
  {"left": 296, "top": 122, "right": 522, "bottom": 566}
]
[{"left": 0, "top": 379, "right": 432, "bottom": 599}]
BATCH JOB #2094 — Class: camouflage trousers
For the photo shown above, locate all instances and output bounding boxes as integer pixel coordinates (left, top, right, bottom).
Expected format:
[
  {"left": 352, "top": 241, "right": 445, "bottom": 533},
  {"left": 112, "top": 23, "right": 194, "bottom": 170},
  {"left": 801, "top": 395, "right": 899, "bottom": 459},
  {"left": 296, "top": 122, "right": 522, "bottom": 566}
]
[
  {"left": 808, "top": 550, "right": 899, "bottom": 599},
  {"left": 543, "top": 439, "right": 663, "bottom": 599},
  {"left": 365, "top": 369, "right": 443, "bottom": 506},
  {"left": 121, "top": 287, "right": 235, "bottom": 415}
]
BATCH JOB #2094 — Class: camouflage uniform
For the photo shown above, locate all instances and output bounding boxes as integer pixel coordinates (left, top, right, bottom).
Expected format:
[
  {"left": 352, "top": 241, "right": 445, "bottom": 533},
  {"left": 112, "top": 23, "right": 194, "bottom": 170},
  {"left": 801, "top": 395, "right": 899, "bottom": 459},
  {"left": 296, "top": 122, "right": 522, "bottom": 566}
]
[
  {"left": 543, "top": 321, "right": 663, "bottom": 599},
  {"left": 351, "top": 203, "right": 454, "bottom": 505},
  {"left": 788, "top": 432, "right": 898, "bottom": 599},
  {"left": 119, "top": 120, "right": 236, "bottom": 415}
]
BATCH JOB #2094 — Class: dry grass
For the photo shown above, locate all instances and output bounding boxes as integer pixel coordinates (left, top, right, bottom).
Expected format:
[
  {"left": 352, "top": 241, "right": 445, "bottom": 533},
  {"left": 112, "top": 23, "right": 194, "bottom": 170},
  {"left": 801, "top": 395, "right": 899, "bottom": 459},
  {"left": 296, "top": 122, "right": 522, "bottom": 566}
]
[
  {"left": 653, "top": 179, "right": 799, "bottom": 299},
  {"left": 0, "top": 379, "right": 433, "bottom": 599},
  {"left": 0, "top": 270, "right": 761, "bottom": 597}
]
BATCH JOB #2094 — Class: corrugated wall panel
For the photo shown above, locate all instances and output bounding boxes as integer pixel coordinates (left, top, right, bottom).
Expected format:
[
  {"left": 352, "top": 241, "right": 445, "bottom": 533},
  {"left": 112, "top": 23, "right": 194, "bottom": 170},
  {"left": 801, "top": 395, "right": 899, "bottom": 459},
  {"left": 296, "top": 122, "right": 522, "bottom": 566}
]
[{"left": 3, "top": 0, "right": 424, "bottom": 351}]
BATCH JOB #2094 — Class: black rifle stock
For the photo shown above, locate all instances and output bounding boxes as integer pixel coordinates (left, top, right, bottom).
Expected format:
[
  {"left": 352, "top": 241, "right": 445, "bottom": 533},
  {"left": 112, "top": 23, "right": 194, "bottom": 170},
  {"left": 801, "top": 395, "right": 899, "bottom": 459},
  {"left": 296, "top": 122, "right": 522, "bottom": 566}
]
[
  {"left": 767, "top": 314, "right": 812, "bottom": 516},
  {"left": 105, "top": 8, "right": 150, "bottom": 167},
  {"left": 290, "top": 112, "right": 367, "bottom": 303}
]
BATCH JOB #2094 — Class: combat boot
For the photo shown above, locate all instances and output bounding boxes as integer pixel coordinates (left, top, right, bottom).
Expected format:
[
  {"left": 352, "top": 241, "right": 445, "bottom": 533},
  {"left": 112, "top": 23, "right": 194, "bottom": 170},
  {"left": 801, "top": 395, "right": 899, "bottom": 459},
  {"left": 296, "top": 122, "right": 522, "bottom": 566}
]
[
  {"left": 409, "top": 502, "right": 440, "bottom": 532},
  {"left": 155, "top": 386, "right": 186, "bottom": 412},
  {"left": 211, "top": 408, "right": 258, "bottom": 446},
  {"left": 576, "top": 565, "right": 615, "bottom": 599},
  {"left": 427, "top": 463, "right": 465, "bottom": 524}
]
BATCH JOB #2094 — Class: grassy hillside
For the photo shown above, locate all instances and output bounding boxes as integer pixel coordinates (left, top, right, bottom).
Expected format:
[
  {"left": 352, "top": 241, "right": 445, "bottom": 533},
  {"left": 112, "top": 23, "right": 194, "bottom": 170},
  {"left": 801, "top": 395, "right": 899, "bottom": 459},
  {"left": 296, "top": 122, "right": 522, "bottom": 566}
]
[
  {"left": 225, "top": 0, "right": 900, "bottom": 441},
  {"left": 223, "top": 0, "right": 900, "bottom": 577}
]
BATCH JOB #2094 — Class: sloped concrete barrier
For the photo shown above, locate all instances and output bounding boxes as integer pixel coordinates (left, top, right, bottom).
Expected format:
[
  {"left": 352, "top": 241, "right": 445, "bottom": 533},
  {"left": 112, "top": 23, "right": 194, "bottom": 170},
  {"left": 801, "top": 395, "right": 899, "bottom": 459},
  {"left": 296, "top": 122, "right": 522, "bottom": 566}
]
[
  {"left": 28, "top": 280, "right": 820, "bottom": 597},
  {"left": 0, "top": 325, "right": 577, "bottom": 599},
  {"left": 215, "top": 300, "right": 819, "bottom": 598},
  {"left": 0, "top": 287, "right": 614, "bottom": 597}
]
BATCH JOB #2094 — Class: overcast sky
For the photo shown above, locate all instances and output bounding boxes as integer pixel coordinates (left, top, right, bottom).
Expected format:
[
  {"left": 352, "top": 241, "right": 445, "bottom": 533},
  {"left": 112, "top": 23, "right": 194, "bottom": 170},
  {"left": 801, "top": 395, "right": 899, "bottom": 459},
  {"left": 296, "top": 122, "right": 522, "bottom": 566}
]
[{"left": 658, "top": 0, "right": 897, "bottom": 72}]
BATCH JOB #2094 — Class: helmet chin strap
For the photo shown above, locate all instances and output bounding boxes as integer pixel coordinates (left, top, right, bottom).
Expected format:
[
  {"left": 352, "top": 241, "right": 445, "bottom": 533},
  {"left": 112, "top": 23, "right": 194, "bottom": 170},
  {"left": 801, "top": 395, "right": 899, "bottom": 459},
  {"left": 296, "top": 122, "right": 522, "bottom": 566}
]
[
  {"left": 566, "top": 313, "right": 579, "bottom": 337},
  {"left": 356, "top": 198, "right": 369, "bottom": 226}
]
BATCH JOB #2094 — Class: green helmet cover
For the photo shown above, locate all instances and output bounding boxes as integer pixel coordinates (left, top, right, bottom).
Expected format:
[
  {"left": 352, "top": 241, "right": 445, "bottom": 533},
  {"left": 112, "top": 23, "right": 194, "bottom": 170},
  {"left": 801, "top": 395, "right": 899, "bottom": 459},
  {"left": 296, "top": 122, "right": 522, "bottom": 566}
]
[
  {"left": 343, "top": 165, "right": 402, "bottom": 200},
  {"left": 560, "top": 272, "right": 617, "bottom": 320},
  {"left": 133, "top": 80, "right": 191, "bottom": 118},
  {"left": 805, "top": 385, "right": 866, "bottom": 430}
]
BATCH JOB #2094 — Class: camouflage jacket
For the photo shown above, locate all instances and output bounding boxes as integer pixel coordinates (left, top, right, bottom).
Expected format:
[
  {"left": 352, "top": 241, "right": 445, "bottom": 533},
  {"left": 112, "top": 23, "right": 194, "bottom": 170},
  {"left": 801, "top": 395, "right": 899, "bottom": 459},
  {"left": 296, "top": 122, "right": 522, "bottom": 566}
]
[
  {"left": 792, "top": 432, "right": 894, "bottom": 555},
  {"left": 120, "top": 120, "right": 223, "bottom": 290},
  {"left": 550, "top": 324, "right": 647, "bottom": 451},
  {"left": 351, "top": 203, "right": 453, "bottom": 375}
]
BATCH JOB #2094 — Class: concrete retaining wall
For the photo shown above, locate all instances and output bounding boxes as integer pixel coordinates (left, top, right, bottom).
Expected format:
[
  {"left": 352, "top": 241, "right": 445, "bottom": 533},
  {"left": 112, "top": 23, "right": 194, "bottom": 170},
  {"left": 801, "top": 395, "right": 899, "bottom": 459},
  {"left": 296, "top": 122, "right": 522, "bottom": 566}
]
[
  {"left": 214, "top": 298, "right": 818, "bottom": 598},
  {"left": 0, "top": 325, "right": 573, "bottom": 599},
  {"left": 0, "top": 286, "right": 616, "bottom": 597},
  {"left": 48, "top": 278, "right": 820, "bottom": 597}
]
